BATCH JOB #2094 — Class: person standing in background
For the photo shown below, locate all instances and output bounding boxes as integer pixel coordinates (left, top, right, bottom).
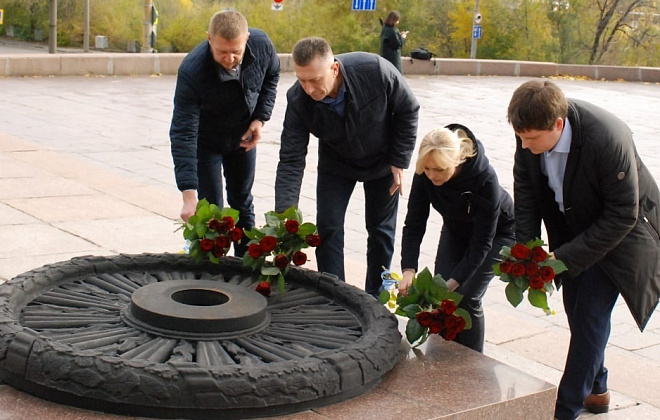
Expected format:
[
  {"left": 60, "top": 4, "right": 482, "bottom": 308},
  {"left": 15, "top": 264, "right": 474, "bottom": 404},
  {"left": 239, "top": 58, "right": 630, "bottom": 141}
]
[
  {"left": 380, "top": 10, "right": 408, "bottom": 74},
  {"left": 169, "top": 10, "right": 280, "bottom": 256}
]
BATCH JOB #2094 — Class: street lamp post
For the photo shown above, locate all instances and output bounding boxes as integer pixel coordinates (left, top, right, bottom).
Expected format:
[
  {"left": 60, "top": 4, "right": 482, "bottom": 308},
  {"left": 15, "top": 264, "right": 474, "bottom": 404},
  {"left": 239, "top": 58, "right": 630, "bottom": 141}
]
[{"left": 470, "top": 0, "right": 480, "bottom": 59}]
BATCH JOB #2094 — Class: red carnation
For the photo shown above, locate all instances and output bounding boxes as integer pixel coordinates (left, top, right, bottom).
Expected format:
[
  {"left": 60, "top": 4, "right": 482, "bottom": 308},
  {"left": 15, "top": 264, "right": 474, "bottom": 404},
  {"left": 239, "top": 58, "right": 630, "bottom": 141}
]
[
  {"left": 529, "top": 275, "right": 545, "bottom": 289},
  {"left": 511, "top": 263, "right": 526, "bottom": 277},
  {"left": 526, "top": 261, "right": 540, "bottom": 276},
  {"left": 248, "top": 243, "right": 264, "bottom": 259},
  {"left": 416, "top": 311, "right": 433, "bottom": 327},
  {"left": 510, "top": 243, "right": 531, "bottom": 260},
  {"left": 206, "top": 218, "right": 222, "bottom": 231},
  {"left": 499, "top": 260, "right": 513, "bottom": 273},
  {"left": 255, "top": 281, "right": 271, "bottom": 297},
  {"left": 292, "top": 251, "right": 307, "bottom": 266},
  {"left": 540, "top": 266, "right": 555, "bottom": 282},
  {"left": 440, "top": 299, "right": 457, "bottom": 315},
  {"left": 260, "top": 235, "right": 278, "bottom": 252},
  {"left": 230, "top": 228, "right": 243, "bottom": 242},
  {"left": 285, "top": 219, "right": 299, "bottom": 234},
  {"left": 199, "top": 238, "right": 214, "bottom": 252},
  {"left": 274, "top": 254, "right": 289, "bottom": 269},
  {"left": 530, "top": 246, "right": 548, "bottom": 262},
  {"left": 306, "top": 234, "right": 322, "bottom": 247}
]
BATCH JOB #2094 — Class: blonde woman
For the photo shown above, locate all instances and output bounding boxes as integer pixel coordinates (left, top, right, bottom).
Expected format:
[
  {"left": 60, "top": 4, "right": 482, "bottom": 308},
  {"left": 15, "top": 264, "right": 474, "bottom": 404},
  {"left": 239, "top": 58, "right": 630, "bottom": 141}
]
[{"left": 399, "top": 124, "right": 515, "bottom": 352}]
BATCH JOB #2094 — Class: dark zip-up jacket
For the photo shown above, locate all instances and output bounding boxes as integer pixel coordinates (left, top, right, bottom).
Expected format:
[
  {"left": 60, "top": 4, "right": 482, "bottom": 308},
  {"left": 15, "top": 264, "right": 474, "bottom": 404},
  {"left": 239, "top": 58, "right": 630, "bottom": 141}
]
[
  {"left": 514, "top": 99, "right": 660, "bottom": 331},
  {"left": 170, "top": 29, "right": 280, "bottom": 191},
  {"left": 275, "top": 52, "right": 419, "bottom": 212},
  {"left": 401, "top": 124, "right": 515, "bottom": 284}
]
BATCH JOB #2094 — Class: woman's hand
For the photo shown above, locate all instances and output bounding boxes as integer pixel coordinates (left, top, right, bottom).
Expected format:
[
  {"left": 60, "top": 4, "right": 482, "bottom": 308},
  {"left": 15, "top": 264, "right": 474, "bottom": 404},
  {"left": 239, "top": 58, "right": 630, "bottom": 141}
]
[
  {"left": 446, "top": 278, "right": 460, "bottom": 292},
  {"left": 398, "top": 269, "right": 415, "bottom": 296}
]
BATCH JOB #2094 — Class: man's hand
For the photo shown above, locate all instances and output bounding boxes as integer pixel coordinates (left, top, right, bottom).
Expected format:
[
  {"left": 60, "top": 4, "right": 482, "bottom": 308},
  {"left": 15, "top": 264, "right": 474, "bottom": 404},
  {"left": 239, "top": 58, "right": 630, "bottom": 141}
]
[
  {"left": 390, "top": 166, "right": 404, "bottom": 196},
  {"left": 398, "top": 269, "right": 415, "bottom": 296},
  {"left": 446, "top": 278, "right": 460, "bottom": 292},
  {"left": 240, "top": 119, "right": 264, "bottom": 151},
  {"left": 180, "top": 190, "right": 197, "bottom": 222}
]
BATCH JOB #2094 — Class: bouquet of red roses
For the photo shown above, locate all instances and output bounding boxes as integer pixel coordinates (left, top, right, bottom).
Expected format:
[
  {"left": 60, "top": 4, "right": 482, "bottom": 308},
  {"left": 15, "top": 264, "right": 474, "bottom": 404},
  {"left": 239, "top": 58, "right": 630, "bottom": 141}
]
[
  {"left": 379, "top": 267, "right": 471, "bottom": 347},
  {"left": 243, "top": 206, "right": 321, "bottom": 297},
  {"left": 493, "top": 238, "right": 567, "bottom": 315},
  {"left": 178, "top": 199, "right": 243, "bottom": 263}
]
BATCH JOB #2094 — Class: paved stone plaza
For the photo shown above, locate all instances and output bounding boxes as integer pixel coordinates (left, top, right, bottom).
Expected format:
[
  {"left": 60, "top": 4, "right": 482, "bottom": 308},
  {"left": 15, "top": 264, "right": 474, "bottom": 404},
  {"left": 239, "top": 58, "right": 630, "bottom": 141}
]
[{"left": 1, "top": 39, "right": 660, "bottom": 418}]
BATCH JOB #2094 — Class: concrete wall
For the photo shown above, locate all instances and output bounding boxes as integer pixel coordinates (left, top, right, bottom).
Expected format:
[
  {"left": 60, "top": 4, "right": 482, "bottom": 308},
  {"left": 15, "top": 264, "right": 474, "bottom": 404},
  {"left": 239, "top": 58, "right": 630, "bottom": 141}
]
[{"left": 2, "top": 52, "right": 659, "bottom": 83}]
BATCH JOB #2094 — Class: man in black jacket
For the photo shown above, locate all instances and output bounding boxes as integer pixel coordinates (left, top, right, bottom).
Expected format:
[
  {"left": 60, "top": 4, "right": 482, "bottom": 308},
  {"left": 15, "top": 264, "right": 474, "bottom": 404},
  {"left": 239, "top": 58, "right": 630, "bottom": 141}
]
[
  {"left": 275, "top": 37, "right": 419, "bottom": 296},
  {"left": 169, "top": 10, "right": 280, "bottom": 255},
  {"left": 508, "top": 80, "right": 660, "bottom": 420}
]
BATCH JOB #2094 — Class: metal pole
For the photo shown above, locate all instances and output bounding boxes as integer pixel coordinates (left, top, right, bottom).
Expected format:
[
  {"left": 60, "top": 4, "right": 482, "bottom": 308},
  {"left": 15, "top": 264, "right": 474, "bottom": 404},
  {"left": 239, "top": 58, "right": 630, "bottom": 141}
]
[
  {"left": 142, "top": 0, "right": 153, "bottom": 53},
  {"left": 83, "top": 0, "right": 90, "bottom": 52},
  {"left": 469, "top": 0, "right": 480, "bottom": 59},
  {"left": 48, "top": 0, "right": 57, "bottom": 53}
]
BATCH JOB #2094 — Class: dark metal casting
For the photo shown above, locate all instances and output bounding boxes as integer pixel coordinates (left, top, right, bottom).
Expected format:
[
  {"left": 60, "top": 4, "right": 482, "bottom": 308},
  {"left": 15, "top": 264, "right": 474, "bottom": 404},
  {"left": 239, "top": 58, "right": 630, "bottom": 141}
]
[{"left": 0, "top": 253, "right": 401, "bottom": 419}]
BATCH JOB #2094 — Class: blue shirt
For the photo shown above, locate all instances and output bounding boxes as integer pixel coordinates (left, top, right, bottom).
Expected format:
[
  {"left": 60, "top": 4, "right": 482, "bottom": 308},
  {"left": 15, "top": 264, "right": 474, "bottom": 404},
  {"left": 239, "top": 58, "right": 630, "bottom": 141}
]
[
  {"left": 321, "top": 80, "right": 346, "bottom": 117},
  {"left": 541, "top": 118, "right": 572, "bottom": 213}
]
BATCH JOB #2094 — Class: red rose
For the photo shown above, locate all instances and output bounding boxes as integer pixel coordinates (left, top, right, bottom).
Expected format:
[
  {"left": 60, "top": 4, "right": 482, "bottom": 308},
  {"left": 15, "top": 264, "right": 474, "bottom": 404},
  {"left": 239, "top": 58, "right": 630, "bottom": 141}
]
[
  {"left": 248, "top": 243, "right": 263, "bottom": 259},
  {"left": 292, "top": 251, "right": 307, "bottom": 266},
  {"left": 499, "top": 260, "right": 513, "bottom": 273},
  {"left": 285, "top": 219, "right": 299, "bottom": 234},
  {"left": 306, "top": 234, "right": 321, "bottom": 247},
  {"left": 511, "top": 263, "right": 526, "bottom": 277},
  {"left": 440, "top": 299, "right": 457, "bottom": 315},
  {"left": 199, "top": 238, "right": 214, "bottom": 252},
  {"left": 526, "top": 261, "right": 540, "bottom": 276},
  {"left": 206, "top": 218, "right": 222, "bottom": 231},
  {"left": 215, "top": 235, "right": 230, "bottom": 249},
  {"left": 510, "top": 243, "right": 531, "bottom": 260},
  {"left": 441, "top": 329, "right": 458, "bottom": 341},
  {"left": 221, "top": 216, "right": 235, "bottom": 231},
  {"left": 255, "top": 281, "right": 271, "bottom": 297},
  {"left": 230, "top": 228, "right": 243, "bottom": 242},
  {"left": 529, "top": 275, "right": 545, "bottom": 289},
  {"left": 428, "top": 321, "right": 443, "bottom": 334},
  {"left": 530, "top": 246, "right": 548, "bottom": 262},
  {"left": 212, "top": 244, "right": 226, "bottom": 258},
  {"left": 540, "top": 266, "right": 555, "bottom": 282},
  {"left": 274, "top": 254, "right": 289, "bottom": 269},
  {"left": 416, "top": 311, "right": 433, "bottom": 327},
  {"left": 260, "top": 235, "right": 278, "bottom": 252}
]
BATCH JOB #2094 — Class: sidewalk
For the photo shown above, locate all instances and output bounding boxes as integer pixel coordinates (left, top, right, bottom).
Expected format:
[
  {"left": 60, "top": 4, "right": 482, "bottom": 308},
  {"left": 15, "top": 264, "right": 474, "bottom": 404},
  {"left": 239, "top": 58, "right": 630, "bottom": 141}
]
[{"left": 1, "top": 71, "right": 660, "bottom": 419}]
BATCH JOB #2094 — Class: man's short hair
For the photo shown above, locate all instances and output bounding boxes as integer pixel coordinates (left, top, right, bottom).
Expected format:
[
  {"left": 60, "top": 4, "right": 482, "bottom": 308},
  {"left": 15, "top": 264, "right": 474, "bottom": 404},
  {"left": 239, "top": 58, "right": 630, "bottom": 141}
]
[
  {"left": 507, "top": 80, "right": 568, "bottom": 132},
  {"left": 292, "top": 37, "right": 333, "bottom": 66},
  {"left": 208, "top": 10, "right": 248, "bottom": 40}
]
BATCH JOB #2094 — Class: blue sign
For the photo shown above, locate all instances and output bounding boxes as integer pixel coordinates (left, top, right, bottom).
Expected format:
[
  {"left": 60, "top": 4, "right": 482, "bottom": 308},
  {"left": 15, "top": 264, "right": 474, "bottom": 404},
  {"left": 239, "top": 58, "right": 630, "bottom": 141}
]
[
  {"left": 352, "top": 0, "right": 376, "bottom": 11},
  {"left": 473, "top": 25, "right": 482, "bottom": 39}
]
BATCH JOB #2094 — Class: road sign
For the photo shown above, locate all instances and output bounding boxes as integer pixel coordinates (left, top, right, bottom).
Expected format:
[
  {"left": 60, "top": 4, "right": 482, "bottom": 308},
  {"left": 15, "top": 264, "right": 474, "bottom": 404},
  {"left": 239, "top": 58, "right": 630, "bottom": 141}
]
[
  {"left": 272, "top": 0, "right": 283, "bottom": 10},
  {"left": 473, "top": 25, "right": 482, "bottom": 39},
  {"left": 352, "top": 0, "right": 376, "bottom": 11},
  {"left": 0, "top": 9, "right": 4, "bottom": 25}
]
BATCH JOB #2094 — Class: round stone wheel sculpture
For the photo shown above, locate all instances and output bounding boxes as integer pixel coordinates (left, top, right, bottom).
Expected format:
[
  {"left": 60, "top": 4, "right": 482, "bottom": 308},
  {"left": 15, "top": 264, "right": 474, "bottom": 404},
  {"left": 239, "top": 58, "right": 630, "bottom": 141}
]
[{"left": 0, "top": 253, "right": 401, "bottom": 419}]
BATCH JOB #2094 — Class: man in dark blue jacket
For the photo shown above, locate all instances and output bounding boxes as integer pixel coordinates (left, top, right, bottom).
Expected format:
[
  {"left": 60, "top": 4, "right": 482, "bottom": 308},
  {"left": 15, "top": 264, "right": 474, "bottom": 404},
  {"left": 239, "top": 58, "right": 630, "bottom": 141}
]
[
  {"left": 275, "top": 37, "right": 419, "bottom": 296},
  {"left": 508, "top": 80, "right": 660, "bottom": 420},
  {"left": 170, "top": 10, "right": 280, "bottom": 255}
]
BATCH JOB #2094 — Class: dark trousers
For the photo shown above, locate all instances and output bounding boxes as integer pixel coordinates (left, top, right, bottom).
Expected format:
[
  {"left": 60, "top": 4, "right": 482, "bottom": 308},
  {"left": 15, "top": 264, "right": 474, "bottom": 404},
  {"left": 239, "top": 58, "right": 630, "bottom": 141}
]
[
  {"left": 315, "top": 171, "right": 398, "bottom": 296},
  {"left": 434, "top": 226, "right": 515, "bottom": 353},
  {"left": 554, "top": 264, "right": 619, "bottom": 420},
  {"left": 197, "top": 146, "right": 256, "bottom": 257}
]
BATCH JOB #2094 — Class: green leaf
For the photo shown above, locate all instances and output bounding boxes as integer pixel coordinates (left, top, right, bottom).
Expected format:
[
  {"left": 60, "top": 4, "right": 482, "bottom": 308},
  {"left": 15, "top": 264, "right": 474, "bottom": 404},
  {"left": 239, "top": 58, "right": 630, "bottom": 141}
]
[
  {"left": 220, "top": 207, "right": 239, "bottom": 222},
  {"left": 298, "top": 222, "right": 317, "bottom": 236},
  {"left": 405, "top": 318, "right": 425, "bottom": 345},
  {"left": 525, "top": 237, "right": 545, "bottom": 248},
  {"left": 402, "top": 303, "right": 421, "bottom": 318},
  {"left": 454, "top": 307, "right": 472, "bottom": 330},
  {"left": 209, "top": 254, "right": 220, "bottom": 264},
  {"left": 499, "top": 272, "right": 513, "bottom": 283},
  {"left": 378, "top": 290, "right": 391, "bottom": 304},
  {"left": 414, "top": 268, "right": 434, "bottom": 293},
  {"left": 528, "top": 288, "right": 549, "bottom": 311},
  {"left": 505, "top": 282, "right": 524, "bottom": 307},
  {"left": 265, "top": 212, "right": 281, "bottom": 227},
  {"left": 261, "top": 266, "right": 282, "bottom": 276},
  {"left": 543, "top": 259, "right": 568, "bottom": 274},
  {"left": 243, "top": 228, "right": 260, "bottom": 240},
  {"left": 493, "top": 263, "right": 502, "bottom": 275},
  {"left": 499, "top": 245, "right": 512, "bottom": 258},
  {"left": 277, "top": 272, "right": 286, "bottom": 293},
  {"left": 195, "top": 224, "right": 207, "bottom": 238}
]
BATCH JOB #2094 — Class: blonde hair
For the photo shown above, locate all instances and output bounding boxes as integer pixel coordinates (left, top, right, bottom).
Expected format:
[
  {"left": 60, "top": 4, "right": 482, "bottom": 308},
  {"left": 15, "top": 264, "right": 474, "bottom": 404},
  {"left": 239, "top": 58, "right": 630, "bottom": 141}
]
[
  {"left": 208, "top": 10, "right": 248, "bottom": 40},
  {"left": 415, "top": 127, "right": 476, "bottom": 175}
]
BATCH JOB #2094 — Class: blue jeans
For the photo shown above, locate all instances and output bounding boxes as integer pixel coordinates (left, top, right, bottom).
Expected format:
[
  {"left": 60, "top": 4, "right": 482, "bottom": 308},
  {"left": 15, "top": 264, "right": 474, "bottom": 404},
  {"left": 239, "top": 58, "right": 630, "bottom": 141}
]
[
  {"left": 315, "top": 171, "right": 398, "bottom": 296},
  {"left": 197, "top": 146, "right": 256, "bottom": 257},
  {"left": 554, "top": 264, "right": 619, "bottom": 420},
  {"left": 434, "top": 226, "right": 515, "bottom": 352}
]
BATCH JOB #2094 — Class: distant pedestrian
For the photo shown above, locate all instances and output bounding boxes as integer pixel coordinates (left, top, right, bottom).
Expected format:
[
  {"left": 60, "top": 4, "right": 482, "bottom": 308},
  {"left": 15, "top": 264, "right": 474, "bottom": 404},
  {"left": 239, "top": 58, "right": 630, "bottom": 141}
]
[
  {"left": 379, "top": 11, "right": 408, "bottom": 73},
  {"left": 275, "top": 37, "right": 419, "bottom": 296},
  {"left": 169, "top": 10, "right": 280, "bottom": 256},
  {"left": 508, "top": 79, "right": 660, "bottom": 420},
  {"left": 398, "top": 124, "right": 515, "bottom": 353}
]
